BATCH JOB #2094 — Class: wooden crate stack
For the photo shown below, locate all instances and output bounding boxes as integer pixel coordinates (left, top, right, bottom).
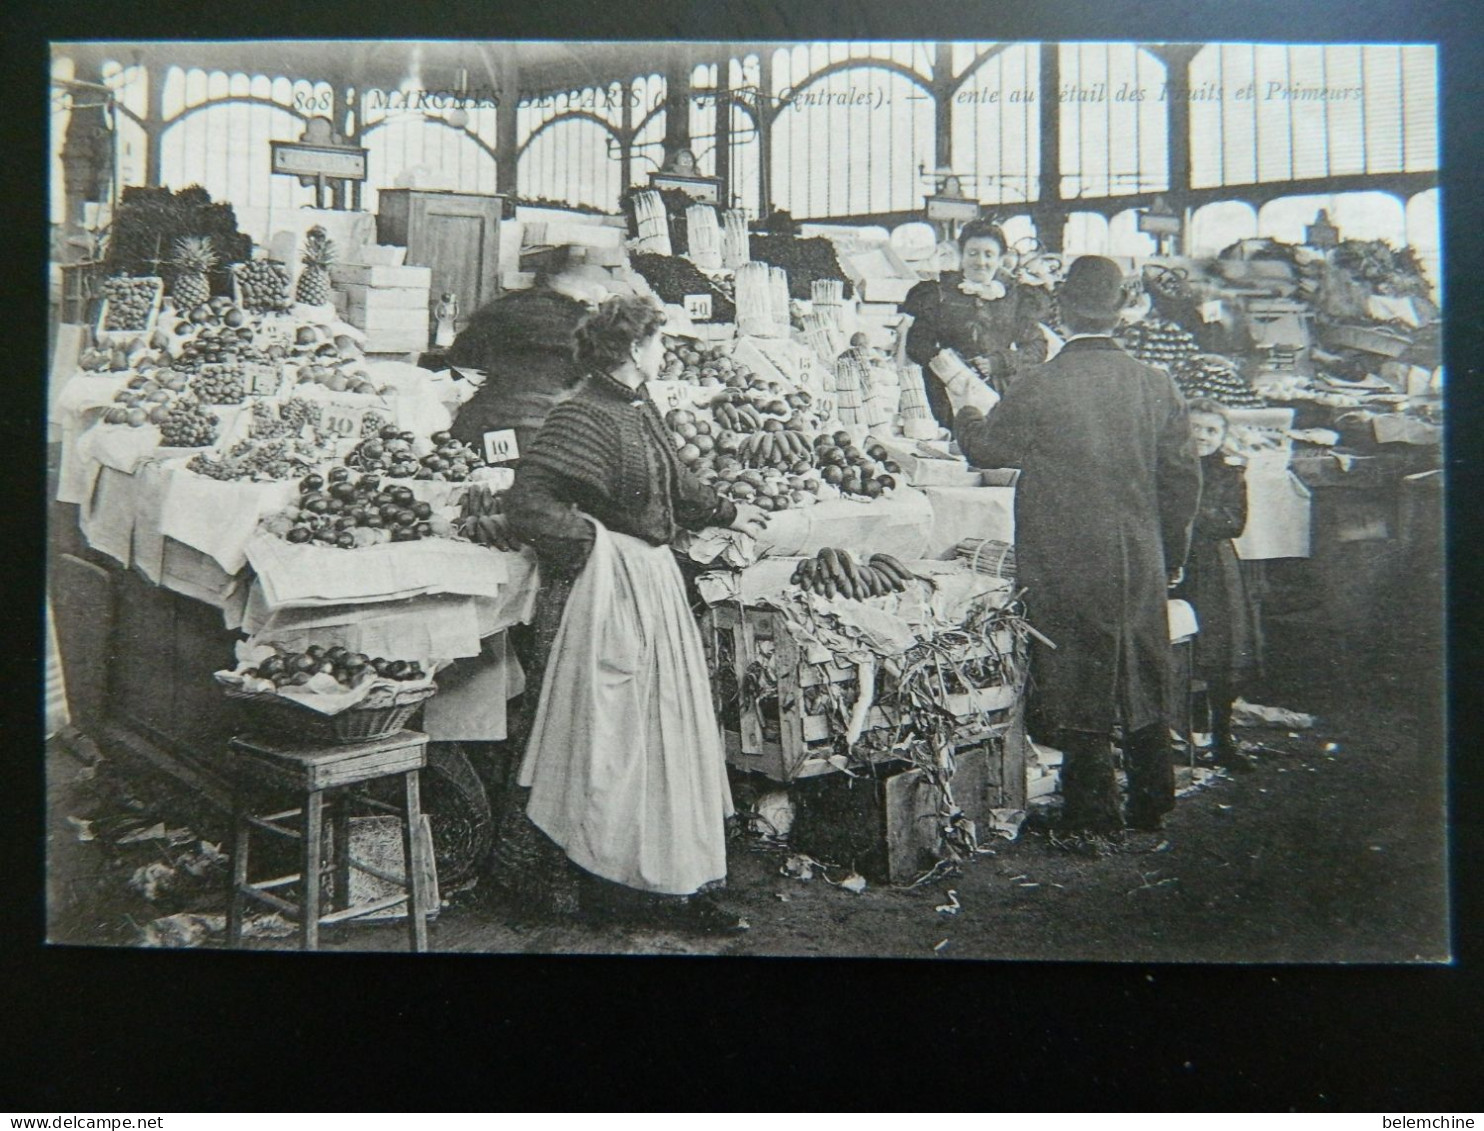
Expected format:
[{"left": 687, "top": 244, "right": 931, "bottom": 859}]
[
  {"left": 704, "top": 602, "right": 1027, "bottom": 797},
  {"left": 330, "top": 261, "right": 433, "bottom": 355}
]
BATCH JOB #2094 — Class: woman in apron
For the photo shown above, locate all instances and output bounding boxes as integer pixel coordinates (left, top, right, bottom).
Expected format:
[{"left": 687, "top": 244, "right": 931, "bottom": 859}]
[{"left": 493, "top": 294, "right": 767, "bottom": 931}]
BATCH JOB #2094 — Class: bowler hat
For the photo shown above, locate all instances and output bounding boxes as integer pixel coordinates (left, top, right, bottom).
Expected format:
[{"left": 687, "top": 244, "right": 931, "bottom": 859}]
[{"left": 1057, "top": 255, "right": 1127, "bottom": 323}]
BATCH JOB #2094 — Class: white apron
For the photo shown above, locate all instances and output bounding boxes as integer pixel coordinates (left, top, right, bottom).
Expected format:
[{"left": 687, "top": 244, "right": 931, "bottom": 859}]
[{"left": 518, "top": 519, "right": 733, "bottom": 895}]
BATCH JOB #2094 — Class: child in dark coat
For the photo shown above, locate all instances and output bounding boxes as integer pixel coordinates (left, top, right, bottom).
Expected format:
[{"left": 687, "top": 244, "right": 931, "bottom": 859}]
[{"left": 1177, "top": 398, "right": 1261, "bottom": 769}]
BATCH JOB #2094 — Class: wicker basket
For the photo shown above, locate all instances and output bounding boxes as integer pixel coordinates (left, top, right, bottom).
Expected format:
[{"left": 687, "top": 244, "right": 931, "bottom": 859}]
[{"left": 226, "top": 683, "right": 437, "bottom": 744}]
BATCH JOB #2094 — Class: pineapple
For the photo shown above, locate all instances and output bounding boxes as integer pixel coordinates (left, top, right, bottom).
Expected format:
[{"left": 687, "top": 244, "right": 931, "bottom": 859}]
[
  {"left": 295, "top": 226, "right": 335, "bottom": 306},
  {"left": 170, "top": 236, "right": 216, "bottom": 311}
]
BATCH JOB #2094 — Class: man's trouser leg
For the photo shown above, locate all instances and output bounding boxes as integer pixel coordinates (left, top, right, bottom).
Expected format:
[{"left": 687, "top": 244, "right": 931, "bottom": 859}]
[
  {"left": 1058, "top": 728, "right": 1124, "bottom": 833},
  {"left": 1124, "top": 722, "right": 1175, "bottom": 829}
]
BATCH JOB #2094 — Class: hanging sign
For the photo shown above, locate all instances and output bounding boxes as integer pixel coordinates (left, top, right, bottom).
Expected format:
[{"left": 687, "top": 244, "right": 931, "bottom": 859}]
[
  {"left": 482, "top": 429, "right": 521, "bottom": 465},
  {"left": 270, "top": 140, "right": 369, "bottom": 182},
  {"left": 683, "top": 294, "right": 714, "bottom": 321}
]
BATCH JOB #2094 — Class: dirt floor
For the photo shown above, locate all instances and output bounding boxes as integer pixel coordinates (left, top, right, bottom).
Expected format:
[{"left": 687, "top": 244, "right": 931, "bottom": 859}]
[{"left": 45, "top": 665, "right": 1450, "bottom": 963}]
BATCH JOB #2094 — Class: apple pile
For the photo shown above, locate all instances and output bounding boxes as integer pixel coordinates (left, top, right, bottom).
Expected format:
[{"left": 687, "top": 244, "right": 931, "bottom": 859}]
[
  {"left": 710, "top": 464, "right": 820, "bottom": 512},
  {"left": 234, "top": 260, "right": 294, "bottom": 313},
  {"left": 346, "top": 427, "right": 484, "bottom": 482},
  {"left": 660, "top": 337, "right": 746, "bottom": 386},
  {"left": 812, "top": 434, "right": 899, "bottom": 500},
  {"left": 243, "top": 643, "right": 427, "bottom": 689},
  {"left": 261, "top": 470, "right": 457, "bottom": 548},
  {"left": 101, "top": 369, "right": 192, "bottom": 427},
  {"left": 100, "top": 276, "right": 161, "bottom": 332}
]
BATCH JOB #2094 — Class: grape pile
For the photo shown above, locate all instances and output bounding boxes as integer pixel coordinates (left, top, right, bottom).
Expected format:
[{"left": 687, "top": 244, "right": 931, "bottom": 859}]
[
  {"left": 244, "top": 643, "right": 427, "bottom": 689},
  {"left": 158, "top": 400, "right": 220, "bottom": 447},
  {"left": 1172, "top": 356, "right": 1267, "bottom": 409},
  {"left": 259, "top": 471, "right": 457, "bottom": 548},
  {"left": 186, "top": 436, "right": 320, "bottom": 482},
  {"left": 234, "top": 260, "right": 293, "bottom": 313},
  {"left": 100, "top": 277, "right": 160, "bottom": 331},
  {"left": 1121, "top": 318, "right": 1200, "bottom": 369},
  {"left": 191, "top": 362, "right": 248, "bottom": 405}
]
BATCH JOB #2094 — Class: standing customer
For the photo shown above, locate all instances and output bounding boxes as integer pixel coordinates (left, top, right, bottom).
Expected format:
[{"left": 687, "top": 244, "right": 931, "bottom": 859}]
[
  {"left": 1177, "top": 398, "right": 1261, "bottom": 771},
  {"left": 950, "top": 256, "right": 1202, "bottom": 833},
  {"left": 499, "top": 294, "right": 767, "bottom": 929},
  {"left": 902, "top": 219, "right": 1054, "bottom": 428}
]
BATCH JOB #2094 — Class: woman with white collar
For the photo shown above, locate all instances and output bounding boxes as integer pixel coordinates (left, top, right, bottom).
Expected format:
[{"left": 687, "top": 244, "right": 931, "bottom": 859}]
[{"left": 902, "top": 219, "right": 1055, "bottom": 428}]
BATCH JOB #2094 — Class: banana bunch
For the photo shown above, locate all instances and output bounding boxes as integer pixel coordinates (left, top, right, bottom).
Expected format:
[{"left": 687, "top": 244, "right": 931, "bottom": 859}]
[
  {"left": 712, "top": 399, "right": 765, "bottom": 433},
  {"left": 790, "top": 549, "right": 919, "bottom": 600},
  {"left": 457, "top": 485, "right": 522, "bottom": 551},
  {"left": 739, "top": 427, "right": 812, "bottom": 468}
]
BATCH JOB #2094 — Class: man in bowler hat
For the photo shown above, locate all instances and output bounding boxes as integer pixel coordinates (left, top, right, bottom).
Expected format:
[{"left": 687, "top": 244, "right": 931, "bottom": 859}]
[{"left": 948, "top": 255, "right": 1201, "bottom": 832}]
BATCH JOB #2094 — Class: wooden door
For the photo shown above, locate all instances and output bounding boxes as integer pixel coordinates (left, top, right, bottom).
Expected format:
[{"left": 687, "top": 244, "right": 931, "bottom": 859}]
[{"left": 412, "top": 195, "right": 499, "bottom": 331}]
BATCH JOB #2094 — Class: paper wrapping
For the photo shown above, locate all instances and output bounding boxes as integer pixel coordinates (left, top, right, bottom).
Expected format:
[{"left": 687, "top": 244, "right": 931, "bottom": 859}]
[
  {"left": 157, "top": 471, "right": 300, "bottom": 575},
  {"left": 55, "top": 374, "right": 132, "bottom": 504},
  {"left": 421, "top": 632, "right": 526, "bottom": 742},
  {"left": 79, "top": 465, "right": 141, "bottom": 567},
  {"left": 1235, "top": 467, "right": 1312, "bottom": 560},
  {"left": 245, "top": 533, "right": 516, "bottom": 609},
  {"left": 752, "top": 488, "right": 937, "bottom": 560},
  {"left": 921, "top": 486, "right": 1016, "bottom": 559}
]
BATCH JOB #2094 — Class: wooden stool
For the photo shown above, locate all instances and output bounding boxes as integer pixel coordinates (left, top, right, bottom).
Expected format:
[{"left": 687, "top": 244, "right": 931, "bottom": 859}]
[{"left": 226, "top": 729, "right": 433, "bottom": 952}]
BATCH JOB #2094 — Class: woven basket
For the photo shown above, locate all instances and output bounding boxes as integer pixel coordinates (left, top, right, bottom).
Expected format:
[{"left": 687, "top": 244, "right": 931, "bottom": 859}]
[{"left": 226, "top": 683, "right": 437, "bottom": 744}]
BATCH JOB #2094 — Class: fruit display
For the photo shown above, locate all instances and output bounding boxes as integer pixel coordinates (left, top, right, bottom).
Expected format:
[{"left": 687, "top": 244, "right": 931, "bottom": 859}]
[
  {"left": 810, "top": 434, "right": 899, "bottom": 500},
  {"left": 630, "top": 253, "right": 736, "bottom": 320},
  {"left": 190, "top": 362, "right": 248, "bottom": 405},
  {"left": 295, "top": 226, "right": 335, "bottom": 305},
  {"left": 1172, "top": 355, "right": 1267, "bottom": 409},
  {"left": 100, "top": 368, "right": 192, "bottom": 427},
  {"left": 789, "top": 549, "right": 919, "bottom": 600},
  {"left": 249, "top": 398, "right": 324, "bottom": 439},
  {"left": 234, "top": 259, "right": 294, "bottom": 313},
  {"left": 99, "top": 276, "right": 162, "bottom": 332},
  {"left": 260, "top": 471, "right": 457, "bottom": 548},
  {"left": 242, "top": 643, "right": 427, "bottom": 690},
  {"left": 345, "top": 427, "right": 484, "bottom": 481},
  {"left": 1121, "top": 317, "right": 1201, "bottom": 369},
  {"left": 186, "top": 435, "right": 324, "bottom": 482},
  {"left": 456, "top": 485, "right": 523, "bottom": 551},
  {"left": 747, "top": 234, "right": 855, "bottom": 300},
  {"left": 169, "top": 236, "right": 217, "bottom": 310},
  {"left": 711, "top": 463, "right": 820, "bottom": 511},
  {"left": 157, "top": 399, "right": 221, "bottom": 447}
]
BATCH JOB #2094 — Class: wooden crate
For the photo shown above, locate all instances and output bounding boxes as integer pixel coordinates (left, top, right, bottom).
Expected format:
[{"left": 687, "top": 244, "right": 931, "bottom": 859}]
[{"left": 705, "top": 602, "right": 1025, "bottom": 785}]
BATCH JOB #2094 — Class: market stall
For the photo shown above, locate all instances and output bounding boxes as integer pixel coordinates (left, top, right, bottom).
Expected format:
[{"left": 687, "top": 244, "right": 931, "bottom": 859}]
[{"left": 49, "top": 167, "right": 1443, "bottom": 889}]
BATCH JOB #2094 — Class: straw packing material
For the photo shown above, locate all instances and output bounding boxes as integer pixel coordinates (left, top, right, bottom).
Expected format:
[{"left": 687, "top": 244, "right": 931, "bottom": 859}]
[{"left": 833, "top": 353, "right": 868, "bottom": 425}]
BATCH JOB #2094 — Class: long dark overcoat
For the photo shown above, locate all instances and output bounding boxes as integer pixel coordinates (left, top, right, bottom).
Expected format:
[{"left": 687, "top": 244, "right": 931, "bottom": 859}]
[{"left": 955, "top": 337, "right": 1201, "bottom": 734}]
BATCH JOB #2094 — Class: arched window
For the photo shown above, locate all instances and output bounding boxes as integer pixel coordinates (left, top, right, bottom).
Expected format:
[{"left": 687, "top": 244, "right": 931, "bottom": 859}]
[
  {"left": 1188, "top": 44, "right": 1437, "bottom": 188},
  {"left": 950, "top": 43, "right": 1041, "bottom": 208},
  {"left": 770, "top": 43, "right": 935, "bottom": 219},
  {"left": 1058, "top": 44, "right": 1168, "bottom": 200}
]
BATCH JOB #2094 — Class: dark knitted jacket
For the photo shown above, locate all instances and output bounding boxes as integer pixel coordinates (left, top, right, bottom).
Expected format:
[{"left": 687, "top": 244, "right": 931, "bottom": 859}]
[
  {"left": 505, "top": 369, "right": 738, "bottom": 577},
  {"left": 902, "top": 273, "right": 1054, "bottom": 427}
]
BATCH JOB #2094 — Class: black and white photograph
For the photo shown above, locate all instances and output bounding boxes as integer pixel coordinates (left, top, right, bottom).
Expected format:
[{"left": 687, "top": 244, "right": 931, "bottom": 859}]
[{"left": 44, "top": 37, "right": 1449, "bottom": 964}]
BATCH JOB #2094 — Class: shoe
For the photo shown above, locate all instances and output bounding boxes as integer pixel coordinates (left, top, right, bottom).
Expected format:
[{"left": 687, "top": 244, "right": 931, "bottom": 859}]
[{"left": 666, "top": 893, "right": 749, "bottom": 935}]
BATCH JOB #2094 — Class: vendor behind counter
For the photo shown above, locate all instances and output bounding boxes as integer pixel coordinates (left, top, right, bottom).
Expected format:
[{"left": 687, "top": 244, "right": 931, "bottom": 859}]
[{"left": 445, "top": 261, "right": 612, "bottom": 457}]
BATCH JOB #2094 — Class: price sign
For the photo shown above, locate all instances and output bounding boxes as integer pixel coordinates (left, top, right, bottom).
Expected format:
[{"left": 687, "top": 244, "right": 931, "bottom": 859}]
[
  {"left": 246, "top": 363, "right": 282, "bottom": 397},
  {"left": 645, "top": 380, "right": 711, "bottom": 414},
  {"left": 321, "top": 405, "right": 367, "bottom": 439},
  {"left": 482, "top": 429, "right": 521, "bottom": 464},
  {"left": 684, "top": 293, "right": 714, "bottom": 321}
]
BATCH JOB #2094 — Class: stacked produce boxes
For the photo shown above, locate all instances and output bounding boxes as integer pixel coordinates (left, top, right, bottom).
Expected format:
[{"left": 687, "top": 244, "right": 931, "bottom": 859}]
[{"left": 330, "top": 259, "right": 432, "bottom": 355}]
